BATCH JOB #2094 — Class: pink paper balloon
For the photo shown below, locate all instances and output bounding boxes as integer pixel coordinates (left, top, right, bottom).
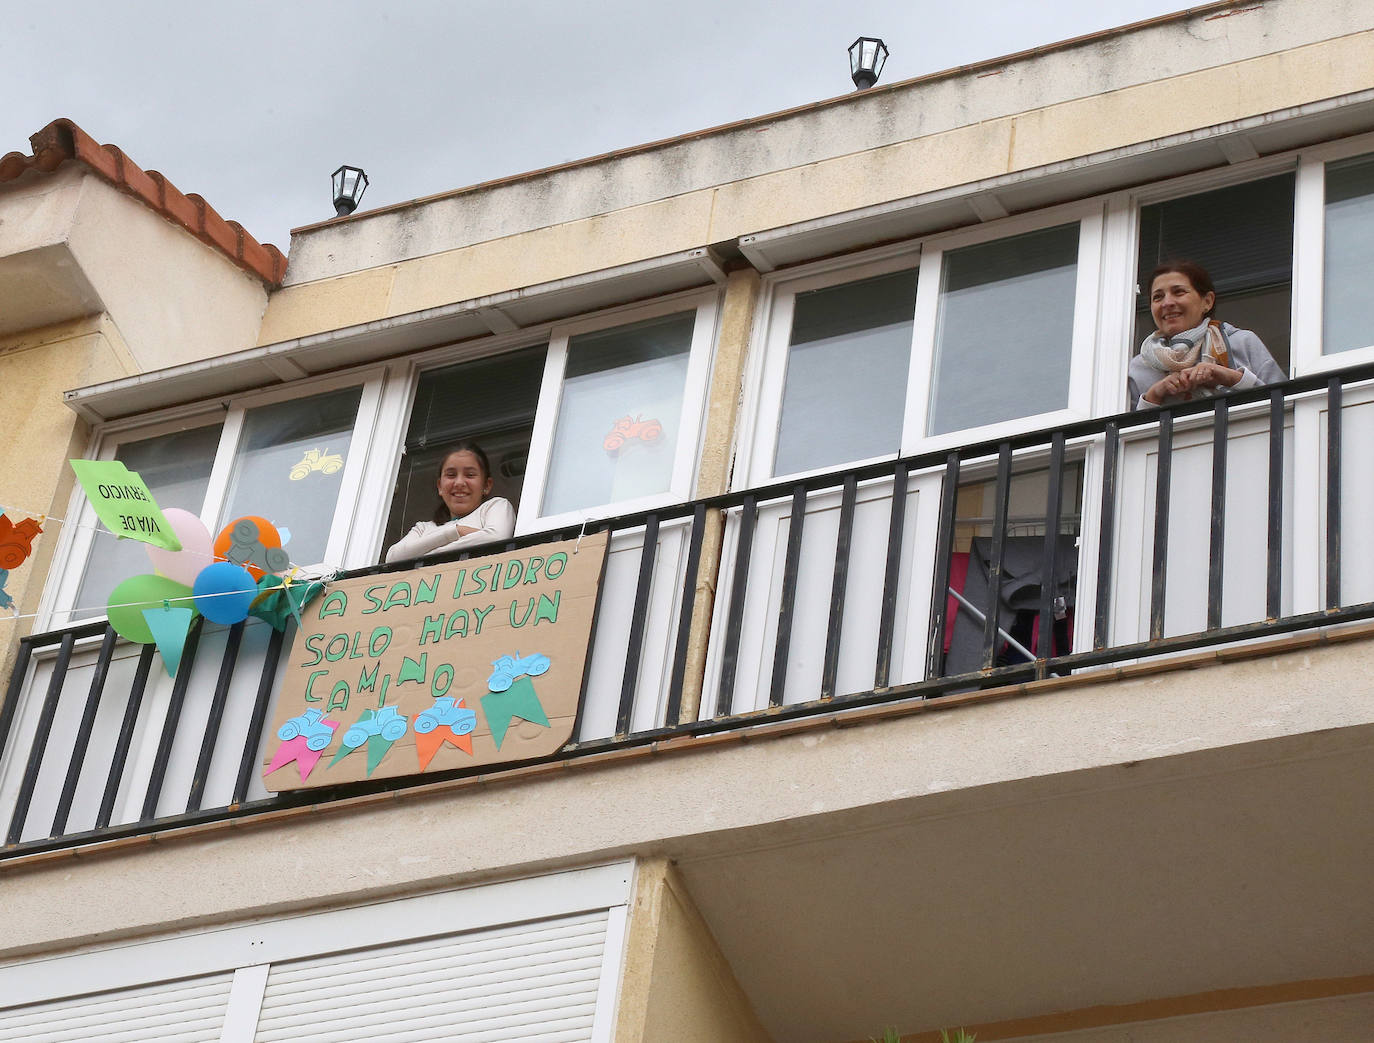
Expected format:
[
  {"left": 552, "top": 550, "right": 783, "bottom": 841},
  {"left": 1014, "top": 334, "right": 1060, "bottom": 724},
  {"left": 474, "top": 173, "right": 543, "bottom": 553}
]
[{"left": 146, "top": 508, "right": 215, "bottom": 587}]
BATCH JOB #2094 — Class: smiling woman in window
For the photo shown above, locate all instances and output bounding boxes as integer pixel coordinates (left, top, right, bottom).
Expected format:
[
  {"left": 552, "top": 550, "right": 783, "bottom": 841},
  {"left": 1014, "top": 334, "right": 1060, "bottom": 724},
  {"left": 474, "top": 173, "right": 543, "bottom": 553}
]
[
  {"left": 1130, "top": 260, "right": 1285, "bottom": 409},
  {"left": 384, "top": 441, "right": 516, "bottom": 563}
]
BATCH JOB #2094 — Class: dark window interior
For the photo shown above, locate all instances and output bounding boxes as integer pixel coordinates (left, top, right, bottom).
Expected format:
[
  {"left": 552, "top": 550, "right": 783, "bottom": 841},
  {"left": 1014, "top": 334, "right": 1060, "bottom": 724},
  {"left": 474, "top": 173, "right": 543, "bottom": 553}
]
[
  {"left": 1135, "top": 172, "right": 1295, "bottom": 373},
  {"left": 382, "top": 346, "right": 545, "bottom": 556},
  {"left": 940, "top": 461, "right": 1083, "bottom": 679}
]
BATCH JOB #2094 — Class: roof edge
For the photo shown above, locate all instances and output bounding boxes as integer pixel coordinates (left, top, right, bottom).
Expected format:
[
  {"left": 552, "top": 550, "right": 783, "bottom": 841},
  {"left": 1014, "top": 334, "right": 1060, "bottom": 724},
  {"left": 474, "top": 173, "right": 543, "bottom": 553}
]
[
  {"left": 290, "top": 0, "right": 1247, "bottom": 237},
  {"left": 0, "top": 118, "right": 287, "bottom": 286}
]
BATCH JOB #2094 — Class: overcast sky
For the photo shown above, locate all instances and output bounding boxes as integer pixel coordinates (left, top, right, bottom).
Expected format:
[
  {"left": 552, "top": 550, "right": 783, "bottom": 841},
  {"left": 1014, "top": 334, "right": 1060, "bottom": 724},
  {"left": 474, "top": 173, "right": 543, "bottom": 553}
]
[{"left": 2, "top": 0, "right": 1191, "bottom": 251}]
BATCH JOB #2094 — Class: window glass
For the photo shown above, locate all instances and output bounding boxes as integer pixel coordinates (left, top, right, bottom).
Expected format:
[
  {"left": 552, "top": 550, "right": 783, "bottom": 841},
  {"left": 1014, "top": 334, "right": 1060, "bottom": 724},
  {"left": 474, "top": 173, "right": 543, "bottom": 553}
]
[
  {"left": 1136, "top": 173, "right": 1294, "bottom": 371},
  {"left": 1323, "top": 153, "right": 1374, "bottom": 355},
  {"left": 219, "top": 387, "right": 362, "bottom": 567},
  {"left": 773, "top": 269, "right": 917, "bottom": 477},
  {"left": 541, "top": 312, "right": 695, "bottom": 517},
  {"left": 384, "top": 347, "right": 545, "bottom": 553},
  {"left": 70, "top": 423, "right": 222, "bottom": 620},
  {"left": 928, "top": 224, "right": 1079, "bottom": 436}
]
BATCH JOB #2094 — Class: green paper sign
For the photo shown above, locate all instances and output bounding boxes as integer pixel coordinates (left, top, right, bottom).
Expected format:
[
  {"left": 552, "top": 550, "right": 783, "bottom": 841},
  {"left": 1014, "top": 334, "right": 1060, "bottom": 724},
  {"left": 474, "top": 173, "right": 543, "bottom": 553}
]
[{"left": 69, "top": 459, "right": 181, "bottom": 551}]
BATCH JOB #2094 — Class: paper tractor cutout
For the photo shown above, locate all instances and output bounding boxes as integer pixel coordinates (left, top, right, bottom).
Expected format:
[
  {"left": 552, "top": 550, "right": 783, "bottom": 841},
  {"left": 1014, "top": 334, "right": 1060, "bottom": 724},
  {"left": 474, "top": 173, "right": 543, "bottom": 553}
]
[
  {"left": 263, "top": 649, "right": 556, "bottom": 781},
  {"left": 602, "top": 415, "right": 662, "bottom": 454},
  {"left": 0, "top": 512, "right": 43, "bottom": 611},
  {"left": 330, "top": 707, "right": 410, "bottom": 776},
  {"left": 414, "top": 696, "right": 477, "bottom": 769},
  {"left": 267, "top": 710, "right": 340, "bottom": 782},
  {"left": 289, "top": 448, "right": 344, "bottom": 480},
  {"left": 482, "top": 650, "right": 552, "bottom": 750}
]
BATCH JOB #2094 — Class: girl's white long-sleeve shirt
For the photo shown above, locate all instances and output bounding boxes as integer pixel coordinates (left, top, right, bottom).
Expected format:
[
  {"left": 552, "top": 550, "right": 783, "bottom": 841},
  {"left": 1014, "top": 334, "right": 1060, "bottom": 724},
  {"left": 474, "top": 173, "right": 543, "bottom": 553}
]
[{"left": 384, "top": 497, "right": 517, "bottom": 563}]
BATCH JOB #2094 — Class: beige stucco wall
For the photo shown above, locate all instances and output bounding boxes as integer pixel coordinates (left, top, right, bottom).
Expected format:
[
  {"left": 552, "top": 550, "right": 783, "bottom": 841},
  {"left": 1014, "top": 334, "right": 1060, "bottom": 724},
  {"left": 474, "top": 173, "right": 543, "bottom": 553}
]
[
  {"left": 63, "top": 177, "right": 269, "bottom": 373},
  {"left": 0, "top": 316, "right": 136, "bottom": 679},
  {"left": 0, "top": 169, "right": 268, "bottom": 373},
  {"left": 616, "top": 858, "right": 770, "bottom": 1042},
  {"left": 260, "top": 22, "right": 1374, "bottom": 347}
]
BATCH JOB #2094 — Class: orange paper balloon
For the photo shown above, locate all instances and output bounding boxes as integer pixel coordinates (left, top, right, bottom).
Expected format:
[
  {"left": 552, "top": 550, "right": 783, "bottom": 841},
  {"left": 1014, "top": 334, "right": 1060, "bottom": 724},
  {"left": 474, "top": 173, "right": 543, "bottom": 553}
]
[{"left": 213, "top": 515, "right": 286, "bottom": 581}]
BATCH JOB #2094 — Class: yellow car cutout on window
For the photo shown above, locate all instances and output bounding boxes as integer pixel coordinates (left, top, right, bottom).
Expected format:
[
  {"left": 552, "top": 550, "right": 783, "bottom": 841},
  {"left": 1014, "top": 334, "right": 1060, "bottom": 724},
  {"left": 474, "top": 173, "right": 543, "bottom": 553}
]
[{"left": 289, "top": 448, "right": 345, "bottom": 481}]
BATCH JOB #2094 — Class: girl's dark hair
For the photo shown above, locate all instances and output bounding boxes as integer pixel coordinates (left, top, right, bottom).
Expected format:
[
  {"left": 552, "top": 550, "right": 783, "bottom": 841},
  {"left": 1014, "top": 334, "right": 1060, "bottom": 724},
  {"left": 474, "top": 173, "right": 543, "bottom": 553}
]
[
  {"left": 431, "top": 441, "right": 493, "bottom": 524},
  {"left": 1149, "top": 260, "right": 1217, "bottom": 315}
]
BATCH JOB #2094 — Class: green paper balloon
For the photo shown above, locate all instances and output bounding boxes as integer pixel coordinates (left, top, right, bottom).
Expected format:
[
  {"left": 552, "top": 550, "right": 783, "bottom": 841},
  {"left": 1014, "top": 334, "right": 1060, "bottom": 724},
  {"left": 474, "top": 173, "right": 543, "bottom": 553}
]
[{"left": 107, "top": 574, "right": 196, "bottom": 644}]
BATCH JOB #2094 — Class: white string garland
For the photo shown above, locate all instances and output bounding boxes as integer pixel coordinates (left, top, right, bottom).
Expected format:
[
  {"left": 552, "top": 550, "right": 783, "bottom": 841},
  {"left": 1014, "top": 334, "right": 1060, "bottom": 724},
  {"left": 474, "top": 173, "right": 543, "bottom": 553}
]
[{"left": 0, "top": 502, "right": 330, "bottom": 623}]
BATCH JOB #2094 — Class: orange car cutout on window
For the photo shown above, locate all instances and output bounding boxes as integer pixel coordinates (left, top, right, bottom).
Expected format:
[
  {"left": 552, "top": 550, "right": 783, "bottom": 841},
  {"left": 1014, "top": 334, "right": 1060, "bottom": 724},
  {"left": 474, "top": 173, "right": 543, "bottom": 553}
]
[
  {"left": 0, "top": 514, "right": 43, "bottom": 570},
  {"left": 602, "top": 415, "right": 663, "bottom": 454}
]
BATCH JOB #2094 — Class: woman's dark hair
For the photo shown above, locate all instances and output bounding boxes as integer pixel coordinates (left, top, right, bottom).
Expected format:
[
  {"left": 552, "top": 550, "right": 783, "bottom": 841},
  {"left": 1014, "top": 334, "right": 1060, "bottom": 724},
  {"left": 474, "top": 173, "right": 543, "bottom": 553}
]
[
  {"left": 1149, "top": 260, "right": 1217, "bottom": 315},
  {"left": 431, "top": 441, "right": 494, "bottom": 524}
]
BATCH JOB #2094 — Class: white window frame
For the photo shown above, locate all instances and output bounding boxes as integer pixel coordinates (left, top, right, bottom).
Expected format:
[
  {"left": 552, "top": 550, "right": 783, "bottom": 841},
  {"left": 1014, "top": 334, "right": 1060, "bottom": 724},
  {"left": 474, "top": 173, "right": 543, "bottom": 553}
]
[
  {"left": 905, "top": 201, "right": 1104, "bottom": 454},
  {"left": 735, "top": 202, "right": 1103, "bottom": 488},
  {"left": 740, "top": 248, "right": 920, "bottom": 488},
  {"left": 37, "top": 368, "right": 387, "bottom": 632},
  {"left": 517, "top": 292, "right": 720, "bottom": 533},
  {"left": 1291, "top": 130, "right": 1374, "bottom": 376}
]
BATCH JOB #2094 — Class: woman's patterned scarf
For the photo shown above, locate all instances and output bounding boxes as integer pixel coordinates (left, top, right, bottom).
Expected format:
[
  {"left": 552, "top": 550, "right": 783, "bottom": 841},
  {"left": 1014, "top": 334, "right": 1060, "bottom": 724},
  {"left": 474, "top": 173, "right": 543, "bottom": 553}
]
[{"left": 1139, "top": 318, "right": 1228, "bottom": 373}]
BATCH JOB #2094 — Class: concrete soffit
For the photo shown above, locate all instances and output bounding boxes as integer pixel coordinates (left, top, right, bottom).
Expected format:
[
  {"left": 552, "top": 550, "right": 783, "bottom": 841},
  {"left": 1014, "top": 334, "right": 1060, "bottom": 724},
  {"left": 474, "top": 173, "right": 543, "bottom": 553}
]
[
  {"left": 63, "top": 86, "right": 1374, "bottom": 424},
  {"left": 62, "top": 247, "right": 728, "bottom": 423},
  {"left": 741, "top": 88, "right": 1374, "bottom": 270}
]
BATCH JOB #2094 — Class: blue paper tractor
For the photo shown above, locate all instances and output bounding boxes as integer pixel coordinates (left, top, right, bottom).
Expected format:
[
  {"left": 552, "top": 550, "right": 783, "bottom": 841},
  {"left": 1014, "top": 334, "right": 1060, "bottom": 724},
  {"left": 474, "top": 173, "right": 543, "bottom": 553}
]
[
  {"left": 277, "top": 708, "right": 335, "bottom": 752},
  {"left": 486, "top": 651, "right": 551, "bottom": 693},
  {"left": 342, "top": 706, "right": 409, "bottom": 750},
  {"left": 414, "top": 697, "right": 478, "bottom": 735}
]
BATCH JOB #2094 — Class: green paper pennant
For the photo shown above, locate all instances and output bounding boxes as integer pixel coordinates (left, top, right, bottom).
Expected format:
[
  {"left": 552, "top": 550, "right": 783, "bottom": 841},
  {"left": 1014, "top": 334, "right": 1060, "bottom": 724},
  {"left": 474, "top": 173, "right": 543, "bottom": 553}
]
[
  {"left": 142, "top": 605, "right": 194, "bottom": 676},
  {"left": 481, "top": 676, "right": 550, "bottom": 751}
]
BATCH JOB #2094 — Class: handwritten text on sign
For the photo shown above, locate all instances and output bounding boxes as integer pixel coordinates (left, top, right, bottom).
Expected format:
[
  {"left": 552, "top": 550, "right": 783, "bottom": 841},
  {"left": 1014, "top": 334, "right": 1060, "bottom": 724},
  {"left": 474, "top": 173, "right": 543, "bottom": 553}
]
[{"left": 264, "top": 531, "right": 607, "bottom": 790}]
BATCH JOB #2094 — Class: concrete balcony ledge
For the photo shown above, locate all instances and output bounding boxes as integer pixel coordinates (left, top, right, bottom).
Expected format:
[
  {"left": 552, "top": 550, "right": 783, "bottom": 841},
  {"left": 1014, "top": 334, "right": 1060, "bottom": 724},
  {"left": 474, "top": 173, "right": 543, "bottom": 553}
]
[{"left": 2, "top": 618, "right": 1370, "bottom": 963}]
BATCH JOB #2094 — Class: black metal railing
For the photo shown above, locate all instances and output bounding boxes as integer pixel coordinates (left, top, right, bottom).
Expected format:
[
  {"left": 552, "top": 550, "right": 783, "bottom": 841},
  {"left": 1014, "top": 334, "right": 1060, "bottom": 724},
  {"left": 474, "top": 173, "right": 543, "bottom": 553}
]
[{"left": 4, "top": 360, "right": 1374, "bottom": 859}]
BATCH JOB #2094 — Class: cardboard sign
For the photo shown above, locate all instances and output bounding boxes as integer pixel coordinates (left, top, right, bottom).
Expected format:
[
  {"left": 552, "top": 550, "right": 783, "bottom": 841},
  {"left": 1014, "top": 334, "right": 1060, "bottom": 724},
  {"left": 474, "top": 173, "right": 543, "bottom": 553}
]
[
  {"left": 263, "top": 531, "right": 607, "bottom": 791},
  {"left": 69, "top": 459, "right": 181, "bottom": 551}
]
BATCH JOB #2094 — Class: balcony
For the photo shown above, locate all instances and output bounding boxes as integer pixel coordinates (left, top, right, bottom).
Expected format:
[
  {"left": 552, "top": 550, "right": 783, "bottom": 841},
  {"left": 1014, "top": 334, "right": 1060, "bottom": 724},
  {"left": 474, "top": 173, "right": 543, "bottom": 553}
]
[{"left": 3, "top": 359, "right": 1374, "bottom": 861}]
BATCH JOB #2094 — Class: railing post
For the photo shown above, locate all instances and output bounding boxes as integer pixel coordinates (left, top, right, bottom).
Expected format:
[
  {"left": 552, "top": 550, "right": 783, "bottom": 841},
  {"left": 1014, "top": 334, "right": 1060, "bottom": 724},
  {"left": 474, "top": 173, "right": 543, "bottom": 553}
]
[
  {"left": 664, "top": 504, "right": 707, "bottom": 726},
  {"left": 980, "top": 446, "right": 1013, "bottom": 671},
  {"left": 51, "top": 628, "right": 119, "bottom": 836},
  {"left": 926, "top": 454, "right": 961, "bottom": 680},
  {"left": 1149, "top": 412, "right": 1174, "bottom": 642},
  {"left": 768, "top": 486, "right": 809, "bottom": 707},
  {"left": 1207, "top": 399, "right": 1229, "bottom": 631},
  {"left": 6, "top": 632, "right": 76, "bottom": 846},
  {"left": 1093, "top": 421, "right": 1120, "bottom": 650},
  {"left": 1267, "top": 389, "right": 1285, "bottom": 620},
  {"left": 822, "top": 474, "right": 859, "bottom": 699},
  {"left": 139, "top": 617, "right": 204, "bottom": 822},
  {"left": 1036, "top": 433, "right": 1067, "bottom": 676},
  {"left": 875, "top": 463, "right": 909, "bottom": 689},
  {"left": 1326, "top": 377, "right": 1342, "bottom": 611},
  {"left": 715, "top": 496, "right": 757, "bottom": 718},
  {"left": 616, "top": 515, "right": 660, "bottom": 736}
]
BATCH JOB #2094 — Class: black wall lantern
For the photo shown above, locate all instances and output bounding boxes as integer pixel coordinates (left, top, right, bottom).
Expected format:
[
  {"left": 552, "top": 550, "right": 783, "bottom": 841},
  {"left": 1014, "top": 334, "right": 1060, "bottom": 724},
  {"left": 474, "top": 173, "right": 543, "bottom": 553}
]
[
  {"left": 849, "top": 37, "right": 889, "bottom": 90},
  {"left": 331, "top": 164, "right": 369, "bottom": 217}
]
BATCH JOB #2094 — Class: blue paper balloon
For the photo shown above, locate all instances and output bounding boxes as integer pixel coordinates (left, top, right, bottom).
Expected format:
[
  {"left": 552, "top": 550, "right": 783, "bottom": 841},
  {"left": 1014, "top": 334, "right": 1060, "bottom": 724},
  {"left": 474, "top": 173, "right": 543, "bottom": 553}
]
[{"left": 193, "top": 561, "right": 258, "bottom": 624}]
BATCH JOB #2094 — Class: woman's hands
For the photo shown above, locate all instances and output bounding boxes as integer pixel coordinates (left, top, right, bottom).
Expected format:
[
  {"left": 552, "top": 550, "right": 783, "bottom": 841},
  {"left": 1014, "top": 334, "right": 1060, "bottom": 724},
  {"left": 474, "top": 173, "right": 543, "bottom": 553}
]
[{"left": 1143, "top": 362, "right": 1243, "bottom": 405}]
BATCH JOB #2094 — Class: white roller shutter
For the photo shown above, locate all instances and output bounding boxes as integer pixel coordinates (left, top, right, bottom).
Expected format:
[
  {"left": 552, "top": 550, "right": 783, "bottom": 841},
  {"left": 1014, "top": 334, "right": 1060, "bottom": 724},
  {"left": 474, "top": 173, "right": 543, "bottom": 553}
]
[
  {"left": 0, "top": 971, "right": 232, "bottom": 1043},
  {"left": 253, "top": 909, "right": 610, "bottom": 1042}
]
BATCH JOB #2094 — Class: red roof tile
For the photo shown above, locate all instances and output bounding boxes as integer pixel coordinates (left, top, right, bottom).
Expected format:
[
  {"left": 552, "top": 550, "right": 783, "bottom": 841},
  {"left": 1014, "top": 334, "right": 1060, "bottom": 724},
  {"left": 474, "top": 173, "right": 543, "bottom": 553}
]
[{"left": 0, "top": 119, "right": 286, "bottom": 286}]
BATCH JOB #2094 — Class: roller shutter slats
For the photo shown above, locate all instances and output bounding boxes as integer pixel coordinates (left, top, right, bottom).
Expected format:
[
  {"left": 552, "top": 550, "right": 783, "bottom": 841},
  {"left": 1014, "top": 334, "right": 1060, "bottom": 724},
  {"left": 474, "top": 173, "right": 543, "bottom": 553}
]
[
  {"left": 0, "top": 973, "right": 231, "bottom": 1042},
  {"left": 254, "top": 910, "right": 609, "bottom": 1042}
]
